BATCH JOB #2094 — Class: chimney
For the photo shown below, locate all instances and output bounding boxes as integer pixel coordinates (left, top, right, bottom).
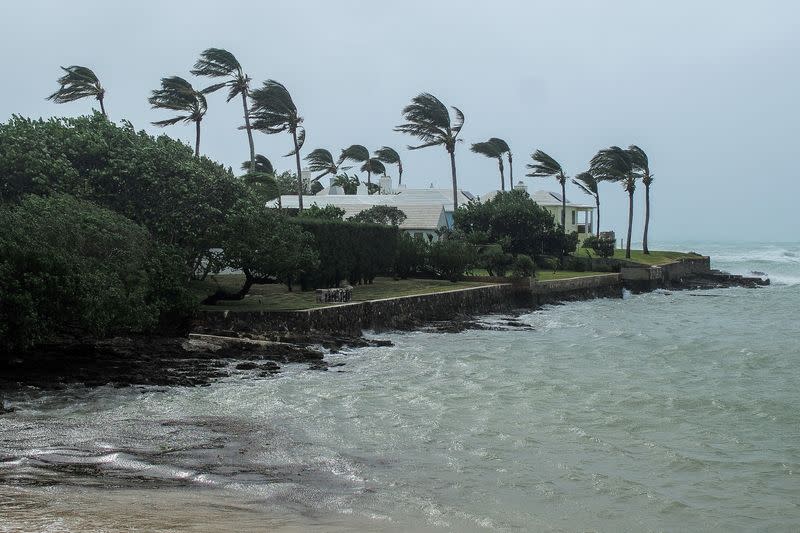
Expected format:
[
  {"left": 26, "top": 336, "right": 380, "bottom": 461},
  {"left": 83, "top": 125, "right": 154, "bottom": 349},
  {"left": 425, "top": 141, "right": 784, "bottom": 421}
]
[
  {"left": 379, "top": 175, "right": 392, "bottom": 194},
  {"left": 328, "top": 176, "right": 344, "bottom": 195},
  {"left": 513, "top": 180, "right": 527, "bottom": 193}
]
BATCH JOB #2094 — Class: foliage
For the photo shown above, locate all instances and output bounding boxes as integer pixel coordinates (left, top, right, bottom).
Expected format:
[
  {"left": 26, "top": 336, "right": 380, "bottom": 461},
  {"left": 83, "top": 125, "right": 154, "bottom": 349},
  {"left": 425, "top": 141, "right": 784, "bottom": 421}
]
[
  {"left": 298, "top": 204, "right": 345, "bottom": 220},
  {"left": 295, "top": 218, "right": 400, "bottom": 287},
  {"left": 191, "top": 48, "right": 249, "bottom": 102},
  {"left": 241, "top": 154, "right": 274, "bottom": 175},
  {"left": 374, "top": 146, "right": 403, "bottom": 183},
  {"left": 427, "top": 239, "right": 477, "bottom": 282},
  {"left": 453, "top": 189, "right": 566, "bottom": 258},
  {"left": 305, "top": 148, "right": 339, "bottom": 182},
  {"left": 46, "top": 65, "right": 106, "bottom": 115},
  {"left": 0, "top": 114, "right": 247, "bottom": 274},
  {"left": 348, "top": 205, "right": 407, "bottom": 226},
  {"left": 0, "top": 195, "right": 193, "bottom": 354},
  {"left": 394, "top": 234, "right": 429, "bottom": 279},
  {"left": 273, "top": 170, "right": 310, "bottom": 195},
  {"left": 477, "top": 244, "right": 514, "bottom": 277},
  {"left": 148, "top": 76, "right": 207, "bottom": 129},
  {"left": 583, "top": 235, "right": 614, "bottom": 258},
  {"left": 510, "top": 254, "right": 536, "bottom": 278},
  {"left": 331, "top": 172, "right": 360, "bottom": 194}
]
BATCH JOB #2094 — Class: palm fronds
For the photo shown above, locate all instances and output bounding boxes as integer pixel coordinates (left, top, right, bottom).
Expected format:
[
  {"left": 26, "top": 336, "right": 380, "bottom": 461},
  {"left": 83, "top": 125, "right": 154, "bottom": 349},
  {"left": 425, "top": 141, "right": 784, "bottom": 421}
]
[
  {"left": 470, "top": 141, "right": 502, "bottom": 159},
  {"left": 572, "top": 171, "right": 598, "bottom": 197},
  {"left": 47, "top": 65, "right": 106, "bottom": 116},
  {"left": 249, "top": 80, "right": 301, "bottom": 134},
  {"left": 338, "top": 144, "right": 370, "bottom": 165},
  {"left": 191, "top": 48, "right": 248, "bottom": 102},
  {"left": 375, "top": 146, "right": 403, "bottom": 184},
  {"left": 361, "top": 158, "right": 386, "bottom": 176},
  {"left": 149, "top": 76, "right": 207, "bottom": 156},
  {"left": 304, "top": 148, "right": 338, "bottom": 181},
  {"left": 526, "top": 150, "right": 565, "bottom": 183},
  {"left": 241, "top": 154, "right": 274, "bottom": 175}
]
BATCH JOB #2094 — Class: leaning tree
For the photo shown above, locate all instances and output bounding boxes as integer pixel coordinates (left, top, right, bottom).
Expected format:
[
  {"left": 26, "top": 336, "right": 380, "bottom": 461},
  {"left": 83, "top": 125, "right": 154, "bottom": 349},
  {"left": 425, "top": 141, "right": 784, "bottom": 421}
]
[
  {"left": 248, "top": 80, "right": 305, "bottom": 209},
  {"left": 628, "top": 145, "right": 653, "bottom": 254},
  {"left": 591, "top": 146, "right": 638, "bottom": 259},
  {"left": 471, "top": 140, "right": 506, "bottom": 191},
  {"left": 572, "top": 171, "right": 601, "bottom": 238},
  {"left": 148, "top": 76, "right": 207, "bottom": 157},
  {"left": 47, "top": 65, "right": 107, "bottom": 117},
  {"left": 374, "top": 146, "right": 403, "bottom": 185},
  {"left": 339, "top": 144, "right": 372, "bottom": 188},
  {"left": 191, "top": 48, "right": 256, "bottom": 171},
  {"left": 395, "top": 93, "right": 465, "bottom": 210},
  {"left": 526, "top": 150, "right": 569, "bottom": 232},
  {"left": 305, "top": 149, "right": 340, "bottom": 183}
]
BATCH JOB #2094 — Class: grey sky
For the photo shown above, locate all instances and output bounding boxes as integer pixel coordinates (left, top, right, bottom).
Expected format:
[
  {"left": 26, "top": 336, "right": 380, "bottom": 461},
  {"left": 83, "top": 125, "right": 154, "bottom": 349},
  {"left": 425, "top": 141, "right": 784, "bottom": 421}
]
[{"left": 2, "top": 1, "right": 798, "bottom": 243}]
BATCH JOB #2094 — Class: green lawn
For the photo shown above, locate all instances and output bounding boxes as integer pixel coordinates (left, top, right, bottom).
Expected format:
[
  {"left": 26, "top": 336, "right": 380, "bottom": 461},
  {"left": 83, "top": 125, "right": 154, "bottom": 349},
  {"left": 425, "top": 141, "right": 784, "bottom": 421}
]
[
  {"left": 193, "top": 275, "right": 496, "bottom": 311},
  {"left": 583, "top": 249, "right": 702, "bottom": 265},
  {"left": 535, "top": 270, "right": 613, "bottom": 281}
]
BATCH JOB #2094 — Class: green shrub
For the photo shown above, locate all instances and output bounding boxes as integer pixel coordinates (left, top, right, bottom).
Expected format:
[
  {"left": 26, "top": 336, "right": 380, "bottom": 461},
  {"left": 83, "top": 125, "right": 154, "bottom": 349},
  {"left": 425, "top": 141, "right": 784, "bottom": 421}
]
[
  {"left": 511, "top": 254, "right": 536, "bottom": 278},
  {"left": 395, "top": 234, "right": 429, "bottom": 279},
  {"left": 428, "top": 240, "right": 477, "bottom": 281},
  {"left": 0, "top": 195, "right": 193, "bottom": 354},
  {"left": 478, "top": 244, "right": 514, "bottom": 277},
  {"left": 583, "top": 234, "right": 614, "bottom": 258},
  {"left": 348, "top": 205, "right": 407, "bottom": 226}
]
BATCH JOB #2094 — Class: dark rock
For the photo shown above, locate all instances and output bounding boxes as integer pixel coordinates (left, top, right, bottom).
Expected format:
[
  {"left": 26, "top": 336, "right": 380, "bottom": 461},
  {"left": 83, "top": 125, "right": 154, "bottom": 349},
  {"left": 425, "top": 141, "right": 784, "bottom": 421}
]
[{"left": 234, "top": 362, "right": 258, "bottom": 370}]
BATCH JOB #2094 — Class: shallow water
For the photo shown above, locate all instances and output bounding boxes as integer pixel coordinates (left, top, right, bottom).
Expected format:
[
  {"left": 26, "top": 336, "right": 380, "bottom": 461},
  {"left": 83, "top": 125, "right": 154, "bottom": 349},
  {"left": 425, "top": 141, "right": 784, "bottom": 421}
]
[{"left": 2, "top": 242, "right": 799, "bottom": 532}]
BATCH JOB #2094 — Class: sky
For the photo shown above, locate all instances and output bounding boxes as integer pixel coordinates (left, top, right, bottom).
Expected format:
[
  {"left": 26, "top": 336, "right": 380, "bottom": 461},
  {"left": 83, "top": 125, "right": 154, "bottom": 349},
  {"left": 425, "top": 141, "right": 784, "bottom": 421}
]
[{"left": 2, "top": 1, "right": 798, "bottom": 243}]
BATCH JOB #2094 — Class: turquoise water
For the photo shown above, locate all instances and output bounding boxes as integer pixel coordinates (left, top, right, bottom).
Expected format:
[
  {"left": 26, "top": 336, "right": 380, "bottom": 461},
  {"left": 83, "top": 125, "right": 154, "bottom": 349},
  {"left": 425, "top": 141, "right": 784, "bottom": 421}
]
[{"left": 1, "top": 242, "right": 799, "bottom": 532}]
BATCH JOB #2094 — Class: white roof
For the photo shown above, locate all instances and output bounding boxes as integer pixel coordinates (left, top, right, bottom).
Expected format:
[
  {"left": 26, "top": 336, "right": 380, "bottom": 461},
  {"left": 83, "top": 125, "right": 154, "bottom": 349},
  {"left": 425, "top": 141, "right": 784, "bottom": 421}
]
[{"left": 481, "top": 189, "right": 594, "bottom": 209}]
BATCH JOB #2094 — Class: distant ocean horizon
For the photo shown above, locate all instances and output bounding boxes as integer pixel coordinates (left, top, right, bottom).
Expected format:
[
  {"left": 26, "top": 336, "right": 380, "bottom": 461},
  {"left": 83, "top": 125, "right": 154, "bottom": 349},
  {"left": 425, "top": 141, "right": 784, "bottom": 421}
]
[{"left": 2, "top": 240, "right": 799, "bottom": 531}]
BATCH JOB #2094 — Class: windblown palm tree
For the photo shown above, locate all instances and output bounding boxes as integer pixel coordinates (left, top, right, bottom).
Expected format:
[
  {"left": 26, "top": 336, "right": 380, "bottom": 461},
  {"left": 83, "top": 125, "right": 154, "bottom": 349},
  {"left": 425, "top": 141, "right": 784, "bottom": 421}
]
[
  {"left": 489, "top": 138, "right": 513, "bottom": 188},
  {"left": 240, "top": 154, "right": 274, "bottom": 175},
  {"left": 192, "top": 48, "right": 255, "bottom": 171},
  {"left": 361, "top": 158, "right": 386, "bottom": 179},
  {"left": 249, "top": 80, "right": 305, "bottom": 209},
  {"left": 47, "top": 65, "right": 107, "bottom": 116},
  {"left": 471, "top": 140, "right": 505, "bottom": 191},
  {"left": 526, "top": 150, "right": 569, "bottom": 232},
  {"left": 374, "top": 146, "right": 403, "bottom": 184},
  {"left": 304, "top": 149, "right": 339, "bottom": 183},
  {"left": 591, "top": 146, "right": 637, "bottom": 259},
  {"left": 628, "top": 145, "right": 653, "bottom": 254},
  {"left": 239, "top": 154, "right": 279, "bottom": 202},
  {"left": 395, "top": 93, "right": 465, "bottom": 211},
  {"left": 148, "top": 76, "right": 207, "bottom": 157},
  {"left": 339, "top": 144, "right": 372, "bottom": 189},
  {"left": 572, "top": 171, "right": 601, "bottom": 238}
]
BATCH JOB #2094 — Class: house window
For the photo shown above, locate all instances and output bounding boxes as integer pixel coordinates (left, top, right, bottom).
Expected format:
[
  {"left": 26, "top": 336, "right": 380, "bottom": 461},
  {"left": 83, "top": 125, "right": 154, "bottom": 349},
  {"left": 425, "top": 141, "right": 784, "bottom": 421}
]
[{"left": 571, "top": 210, "right": 577, "bottom": 225}]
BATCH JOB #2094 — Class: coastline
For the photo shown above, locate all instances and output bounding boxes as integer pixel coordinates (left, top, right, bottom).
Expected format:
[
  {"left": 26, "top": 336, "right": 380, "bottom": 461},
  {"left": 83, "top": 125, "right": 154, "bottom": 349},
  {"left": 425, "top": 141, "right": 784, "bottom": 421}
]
[{"left": 0, "top": 256, "right": 769, "bottom": 396}]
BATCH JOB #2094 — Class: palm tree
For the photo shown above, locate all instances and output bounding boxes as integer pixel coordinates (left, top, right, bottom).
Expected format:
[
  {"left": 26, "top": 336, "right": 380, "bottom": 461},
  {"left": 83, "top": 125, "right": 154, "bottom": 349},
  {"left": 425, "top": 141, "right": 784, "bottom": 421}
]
[
  {"left": 374, "top": 146, "right": 403, "bottom": 185},
  {"left": 471, "top": 140, "right": 505, "bottom": 191},
  {"left": 395, "top": 93, "right": 465, "bottom": 211},
  {"left": 572, "top": 171, "right": 600, "bottom": 238},
  {"left": 304, "top": 149, "right": 339, "bottom": 183},
  {"left": 361, "top": 158, "right": 386, "bottom": 181},
  {"left": 249, "top": 80, "right": 305, "bottom": 209},
  {"left": 628, "top": 145, "right": 653, "bottom": 254},
  {"left": 339, "top": 144, "right": 372, "bottom": 189},
  {"left": 47, "top": 65, "right": 107, "bottom": 116},
  {"left": 240, "top": 154, "right": 279, "bottom": 203},
  {"left": 148, "top": 76, "right": 207, "bottom": 157},
  {"left": 191, "top": 48, "right": 255, "bottom": 171},
  {"left": 240, "top": 154, "right": 274, "bottom": 175},
  {"left": 591, "top": 146, "right": 637, "bottom": 259},
  {"left": 526, "top": 150, "right": 569, "bottom": 231},
  {"left": 489, "top": 138, "right": 513, "bottom": 188}
]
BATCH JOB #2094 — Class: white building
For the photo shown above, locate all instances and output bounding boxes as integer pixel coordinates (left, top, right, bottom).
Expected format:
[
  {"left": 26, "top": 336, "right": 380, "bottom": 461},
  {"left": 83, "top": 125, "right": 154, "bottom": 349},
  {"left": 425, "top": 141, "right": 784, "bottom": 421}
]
[{"left": 268, "top": 175, "right": 595, "bottom": 241}]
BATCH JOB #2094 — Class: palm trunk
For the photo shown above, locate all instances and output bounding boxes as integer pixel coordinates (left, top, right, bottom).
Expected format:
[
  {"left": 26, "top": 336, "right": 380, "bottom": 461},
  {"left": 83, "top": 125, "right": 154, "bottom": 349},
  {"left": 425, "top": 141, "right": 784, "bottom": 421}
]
[
  {"left": 449, "top": 150, "right": 458, "bottom": 211},
  {"left": 194, "top": 119, "right": 201, "bottom": 157},
  {"left": 398, "top": 162, "right": 403, "bottom": 185},
  {"left": 560, "top": 180, "right": 566, "bottom": 266},
  {"left": 626, "top": 188, "right": 634, "bottom": 259},
  {"left": 98, "top": 96, "right": 107, "bottom": 118},
  {"left": 595, "top": 196, "right": 600, "bottom": 238},
  {"left": 367, "top": 168, "right": 372, "bottom": 192},
  {"left": 508, "top": 152, "right": 513, "bottom": 186},
  {"left": 241, "top": 92, "right": 255, "bottom": 171},
  {"left": 292, "top": 129, "right": 303, "bottom": 211},
  {"left": 642, "top": 183, "right": 650, "bottom": 254},
  {"left": 498, "top": 158, "right": 505, "bottom": 191}
]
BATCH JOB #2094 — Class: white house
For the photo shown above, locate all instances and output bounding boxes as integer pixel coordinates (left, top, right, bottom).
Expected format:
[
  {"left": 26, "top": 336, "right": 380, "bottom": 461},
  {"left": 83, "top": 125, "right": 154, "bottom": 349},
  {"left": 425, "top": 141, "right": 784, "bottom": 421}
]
[
  {"left": 268, "top": 175, "right": 595, "bottom": 241},
  {"left": 267, "top": 174, "right": 474, "bottom": 241}
]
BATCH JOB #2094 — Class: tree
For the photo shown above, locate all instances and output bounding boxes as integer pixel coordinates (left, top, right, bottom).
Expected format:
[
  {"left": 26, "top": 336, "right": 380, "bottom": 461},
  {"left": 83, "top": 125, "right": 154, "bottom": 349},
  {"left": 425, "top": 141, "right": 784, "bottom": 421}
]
[
  {"left": 304, "top": 148, "right": 340, "bottom": 184},
  {"left": 395, "top": 93, "right": 465, "bottom": 211},
  {"left": 297, "top": 204, "right": 345, "bottom": 220},
  {"left": 375, "top": 146, "right": 403, "bottom": 184},
  {"left": 240, "top": 154, "right": 279, "bottom": 204},
  {"left": 331, "top": 172, "right": 360, "bottom": 194},
  {"left": 46, "top": 65, "right": 107, "bottom": 117},
  {"left": 339, "top": 144, "right": 372, "bottom": 187},
  {"left": 249, "top": 80, "right": 305, "bottom": 210},
  {"left": 471, "top": 140, "right": 505, "bottom": 191},
  {"left": 203, "top": 208, "right": 319, "bottom": 303},
  {"left": 148, "top": 76, "right": 207, "bottom": 157},
  {"left": 572, "top": 171, "right": 601, "bottom": 237},
  {"left": 0, "top": 194, "right": 193, "bottom": 354},
  {"left": 527, "top": 150, "right": 570, "bottom": 264},
  {"left": 591, "top": 146, "right": 637, "bottom": 259},
  {"left": 360, "top": 158, "right": 386, "bottom": 182},
  {"left": 489, "top": 138, "right": 513, "bottom": 187},
  {"left": 349, "top": 205, "right": 407, "bottom": 225},
  {"left": 191, "top": 48, "right": 256, "bottom": 170},
  {"left": 628, "top": 145, "right": 653, "bottom": 254},
  {"left": 240, "top": 153, "right": 274, "bottom": 175}
]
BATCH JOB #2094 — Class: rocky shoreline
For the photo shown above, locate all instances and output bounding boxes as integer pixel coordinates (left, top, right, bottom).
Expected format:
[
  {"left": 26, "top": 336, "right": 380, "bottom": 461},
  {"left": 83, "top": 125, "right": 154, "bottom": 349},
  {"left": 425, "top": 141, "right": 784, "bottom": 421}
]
[{"left": 0, "top": 268, "right": 770, "bottom": 405}]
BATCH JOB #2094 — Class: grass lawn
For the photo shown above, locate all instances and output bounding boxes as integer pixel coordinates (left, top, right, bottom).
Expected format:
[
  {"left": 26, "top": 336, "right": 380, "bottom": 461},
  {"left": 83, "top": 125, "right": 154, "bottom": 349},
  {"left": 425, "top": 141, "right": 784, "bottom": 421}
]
[
  {"left": 583, "top": 249, "right": 703, "bottom": 265},
  {"left": 193, "top": 275, "right": 497, "bottom": 312},
  {"left": 535, "top": 270, "right": 613, "bottom": 281}
]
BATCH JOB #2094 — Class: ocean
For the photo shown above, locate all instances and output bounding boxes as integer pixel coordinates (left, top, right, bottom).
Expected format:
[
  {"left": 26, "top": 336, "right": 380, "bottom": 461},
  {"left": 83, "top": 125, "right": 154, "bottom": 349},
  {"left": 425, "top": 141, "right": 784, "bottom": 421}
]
[{"left": 1, "top": 241, "right": 799, "bottom": 532}]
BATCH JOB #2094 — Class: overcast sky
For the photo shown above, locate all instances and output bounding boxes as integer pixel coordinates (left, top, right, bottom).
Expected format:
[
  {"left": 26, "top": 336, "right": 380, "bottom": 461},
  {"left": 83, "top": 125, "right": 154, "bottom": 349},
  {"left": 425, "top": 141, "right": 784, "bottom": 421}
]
[{"left": 2, "top": 1, "right": 798, "bottom": 243}]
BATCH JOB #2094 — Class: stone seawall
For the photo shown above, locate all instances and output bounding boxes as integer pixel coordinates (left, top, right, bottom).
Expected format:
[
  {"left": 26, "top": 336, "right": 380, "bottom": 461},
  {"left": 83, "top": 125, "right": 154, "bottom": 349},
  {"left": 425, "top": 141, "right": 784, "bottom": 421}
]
[
  {"left": 621, "top": 257, "right": 712, "bottom": 291},
  {"left": 528, "top": 274, "right": 623, "bottom": 306},
  {"left": 198, "top": 283, "right": 527, "bottom": 335}
]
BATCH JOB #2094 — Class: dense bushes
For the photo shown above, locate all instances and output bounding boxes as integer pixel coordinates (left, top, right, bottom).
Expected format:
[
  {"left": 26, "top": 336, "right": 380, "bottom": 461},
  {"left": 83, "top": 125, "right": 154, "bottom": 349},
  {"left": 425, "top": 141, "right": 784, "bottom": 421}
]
[
  {"left": 583, "top": 234, "right": 615, "bottom": 257},
  {"left": 295, "top": 218, "right": 400, "bottom": 287},
  {"left": 0, "top": 195, "right": 193, "bottom": 354},
  {"left": 0, "top": 114, "right": 246, "bottom": 273},
  {"left": 394, "top": 234, "right": 429, "bottom": 278},
  {"left": 427, "top": 240, "right": 477, "bottom": 281}
]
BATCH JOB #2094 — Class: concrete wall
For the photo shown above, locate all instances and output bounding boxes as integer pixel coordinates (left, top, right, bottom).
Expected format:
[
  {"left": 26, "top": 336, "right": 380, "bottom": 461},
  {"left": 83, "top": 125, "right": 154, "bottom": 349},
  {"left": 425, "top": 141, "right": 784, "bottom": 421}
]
[
  {"left": 620, "top": 257, "right": 711, "bottom": 292},
  {"left": 529, "top": 274, "right": 623, "bottom": 305}
]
